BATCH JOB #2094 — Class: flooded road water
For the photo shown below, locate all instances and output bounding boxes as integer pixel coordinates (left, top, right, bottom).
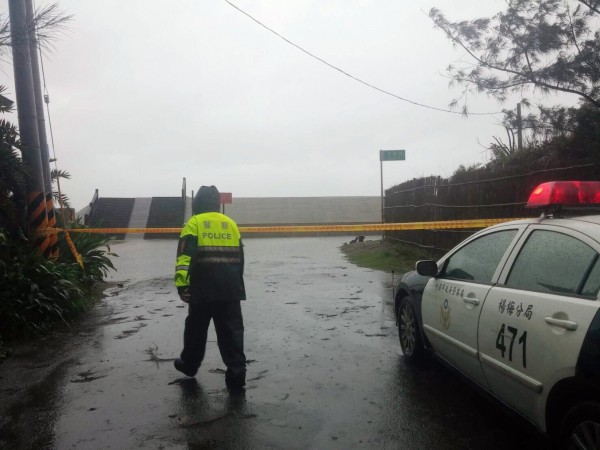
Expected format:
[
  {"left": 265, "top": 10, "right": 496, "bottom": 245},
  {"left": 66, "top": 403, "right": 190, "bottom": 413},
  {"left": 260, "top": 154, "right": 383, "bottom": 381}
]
[{"left": 1, "top": 237, "right": 548, "bottom": 449}]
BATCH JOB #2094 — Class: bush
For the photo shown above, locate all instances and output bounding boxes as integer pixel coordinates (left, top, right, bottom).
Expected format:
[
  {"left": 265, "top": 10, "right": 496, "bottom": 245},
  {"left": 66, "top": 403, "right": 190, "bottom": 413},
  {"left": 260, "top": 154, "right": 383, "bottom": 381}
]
[
  {"left": 0, "top": 247, "right": 84, "bottom": 339},
  {"left": 56, "top": 217, "right": 117, "bottom": 290},
  {"left": 0, "top": 221, "right": 118, "bottom": 342},
  {"left": 0, "top": 86, "right": 118, "bottom": 343}
]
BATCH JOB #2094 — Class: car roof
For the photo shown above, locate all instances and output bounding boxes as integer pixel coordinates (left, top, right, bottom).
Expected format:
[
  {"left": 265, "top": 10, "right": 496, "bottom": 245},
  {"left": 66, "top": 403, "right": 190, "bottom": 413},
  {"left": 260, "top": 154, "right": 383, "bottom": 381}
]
[
  {"left": 561, "top": 215, "right": 600, "bottom": 226},
  {"left": 487, "top": 213, "right": 600, "bottom": 240}
]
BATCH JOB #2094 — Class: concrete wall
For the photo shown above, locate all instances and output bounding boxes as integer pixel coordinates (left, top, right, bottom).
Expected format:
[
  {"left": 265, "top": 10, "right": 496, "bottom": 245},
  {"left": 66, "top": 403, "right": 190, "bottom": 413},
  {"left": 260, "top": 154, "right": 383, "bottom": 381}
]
[
  {"left": 79, "top": 195, "right": 381, "bottom": 238},
  {"left": 185, "top": 196, "right": 381, "bottom": 225}
]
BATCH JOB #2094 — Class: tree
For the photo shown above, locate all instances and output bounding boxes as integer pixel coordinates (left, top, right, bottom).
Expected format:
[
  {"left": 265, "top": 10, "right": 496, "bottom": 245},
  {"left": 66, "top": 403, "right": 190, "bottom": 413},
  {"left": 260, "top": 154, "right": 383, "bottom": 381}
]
[
  {"left": 490, "top": 102, "right": 580, "bottom": 158},
  {"left": 430, "top": 0, "right": 600, "bottom": 113},
  {"left": 0, "top": 2, "right": 72, "bottom": 63},
  {"left": 0, "top": 87, "right": 26, "bottom": 237},
  {"left": 0, "top": 3, "right": 72, "bottom": 233},
  {"left": 51, "top": 168, "right": 71, "bottom": 210}
]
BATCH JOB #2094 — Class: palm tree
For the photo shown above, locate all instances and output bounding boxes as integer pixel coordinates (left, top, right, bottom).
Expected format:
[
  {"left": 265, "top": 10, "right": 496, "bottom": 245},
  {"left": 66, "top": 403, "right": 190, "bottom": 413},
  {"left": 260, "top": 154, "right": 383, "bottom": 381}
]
[
  {"left": 0, "top": 89, "right": 26, "bottom": 237},
  {"left": 51, "top": 168, "right": 71, "bottom": 210}
]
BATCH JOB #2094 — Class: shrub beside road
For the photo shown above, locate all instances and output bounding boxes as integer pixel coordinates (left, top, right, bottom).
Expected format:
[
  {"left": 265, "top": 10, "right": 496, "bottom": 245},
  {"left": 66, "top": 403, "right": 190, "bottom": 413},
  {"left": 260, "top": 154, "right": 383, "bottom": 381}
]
[{"left": 340, "top": 238, "right": 443, "bottom": 273}]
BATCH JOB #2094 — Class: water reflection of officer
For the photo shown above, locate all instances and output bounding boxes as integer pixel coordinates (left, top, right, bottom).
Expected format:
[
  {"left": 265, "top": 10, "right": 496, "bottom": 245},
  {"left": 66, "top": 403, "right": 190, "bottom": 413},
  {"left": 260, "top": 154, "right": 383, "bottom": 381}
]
[
  {"left": 175, "top": 378, "right": 253, "bottom": 448},
  {"left": 174, "top": 185, "right": 246, "bottom": 392}
]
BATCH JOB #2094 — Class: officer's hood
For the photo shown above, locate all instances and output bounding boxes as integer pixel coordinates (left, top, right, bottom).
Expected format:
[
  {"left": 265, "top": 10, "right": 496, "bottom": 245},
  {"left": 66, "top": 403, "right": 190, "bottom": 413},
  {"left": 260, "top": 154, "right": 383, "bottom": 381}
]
[{"left": 192, "top": 185, "right": 220, "bottom": 214}]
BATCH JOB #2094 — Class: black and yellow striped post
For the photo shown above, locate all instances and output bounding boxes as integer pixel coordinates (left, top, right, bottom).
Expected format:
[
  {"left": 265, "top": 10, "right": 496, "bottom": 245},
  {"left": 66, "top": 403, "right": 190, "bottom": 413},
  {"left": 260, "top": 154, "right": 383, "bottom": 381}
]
[
  {"left": 28, "top": 191, "right": 52, "bottom": 257},
  {"left": 25, "top": 0, "right": 59, "bottom": 258},
  {"left": 45, "top": 193, "right": 59, "bottom": 258},
  {"left": 9, "top": 0, "right": 52, "bottom": 256}
]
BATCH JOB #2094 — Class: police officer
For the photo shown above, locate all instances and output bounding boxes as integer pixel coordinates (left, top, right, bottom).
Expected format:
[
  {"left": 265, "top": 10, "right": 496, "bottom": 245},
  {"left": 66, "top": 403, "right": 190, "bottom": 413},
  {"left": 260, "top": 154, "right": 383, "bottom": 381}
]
[{"left": 174, "top": 185, "right": 246, "bottom": 391}]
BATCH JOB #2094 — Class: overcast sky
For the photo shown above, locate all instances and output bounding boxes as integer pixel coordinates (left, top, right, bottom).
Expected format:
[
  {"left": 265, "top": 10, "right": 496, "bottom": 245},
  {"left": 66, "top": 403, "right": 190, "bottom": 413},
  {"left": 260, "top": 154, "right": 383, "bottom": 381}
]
[{"left": 0, "top": 0, "right": 578, "bottom": 211}]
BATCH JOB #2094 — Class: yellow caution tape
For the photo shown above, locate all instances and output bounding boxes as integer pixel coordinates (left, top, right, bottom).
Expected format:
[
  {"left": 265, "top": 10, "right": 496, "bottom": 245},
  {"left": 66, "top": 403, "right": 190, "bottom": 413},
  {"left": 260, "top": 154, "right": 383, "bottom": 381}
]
[
  {"left": 38, "top": 228, "right": 85, "bottom": 268},
  {"left": 239, "top": 218, "right": 518, "bottom": 233},
  {"left": 64, "top": 230, "right": 84, "bottom": 268},
  {"left": 64, "top": 227, "right": 183, "bottom": 234},
  {"left": 40, "top": 218, "right": 517, "bottom": 268},
  {"left": 40, "top": 228, "right": 61, "bottom": 236},
  {"left": 39, "top": 218, "right": 527, "bottom": 268},
  {"left": 42, "top": 218, "right": 524, "bottom": 236}
]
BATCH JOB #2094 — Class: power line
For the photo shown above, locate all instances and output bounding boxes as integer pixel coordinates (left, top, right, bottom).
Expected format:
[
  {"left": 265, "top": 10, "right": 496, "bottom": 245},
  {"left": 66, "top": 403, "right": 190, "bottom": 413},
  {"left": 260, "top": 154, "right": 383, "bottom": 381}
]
[{"left": 224, "top": 0, "right": 501, "bottom": 116}]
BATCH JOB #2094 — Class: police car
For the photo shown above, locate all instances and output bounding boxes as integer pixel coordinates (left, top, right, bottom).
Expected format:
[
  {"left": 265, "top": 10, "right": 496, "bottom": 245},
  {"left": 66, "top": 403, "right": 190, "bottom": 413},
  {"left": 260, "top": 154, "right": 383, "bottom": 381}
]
[{"left": 394, "top": 181, "right": 600, "bottom": 449}]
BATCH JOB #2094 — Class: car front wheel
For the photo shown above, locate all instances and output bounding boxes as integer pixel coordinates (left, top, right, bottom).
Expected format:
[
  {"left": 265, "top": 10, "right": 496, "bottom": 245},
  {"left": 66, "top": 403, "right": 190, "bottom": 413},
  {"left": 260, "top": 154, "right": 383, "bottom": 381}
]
[{"left": 397, "top": 298, "right": 423, "bottom": 363}]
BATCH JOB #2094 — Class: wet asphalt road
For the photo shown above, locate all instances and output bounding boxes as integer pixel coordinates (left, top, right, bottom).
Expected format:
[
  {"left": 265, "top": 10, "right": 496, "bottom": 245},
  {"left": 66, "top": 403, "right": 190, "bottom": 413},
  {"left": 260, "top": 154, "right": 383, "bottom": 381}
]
[{"left": 0, "top": 237, "right": 550, "bottom": 449}]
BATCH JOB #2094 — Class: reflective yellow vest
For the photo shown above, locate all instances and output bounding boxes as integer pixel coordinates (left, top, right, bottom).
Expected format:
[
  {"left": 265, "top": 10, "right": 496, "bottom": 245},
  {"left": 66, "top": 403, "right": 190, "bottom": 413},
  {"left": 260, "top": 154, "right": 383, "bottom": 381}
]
[{"left": 175, "top": 212, "right": 245, "bottom": 301}]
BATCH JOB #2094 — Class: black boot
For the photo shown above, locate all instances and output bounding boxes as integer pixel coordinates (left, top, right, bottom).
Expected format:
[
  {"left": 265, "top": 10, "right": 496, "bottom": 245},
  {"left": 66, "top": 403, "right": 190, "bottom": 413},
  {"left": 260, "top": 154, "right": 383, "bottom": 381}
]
[{"left": 174, "top": 358, "right": 197, "bottom": 377}]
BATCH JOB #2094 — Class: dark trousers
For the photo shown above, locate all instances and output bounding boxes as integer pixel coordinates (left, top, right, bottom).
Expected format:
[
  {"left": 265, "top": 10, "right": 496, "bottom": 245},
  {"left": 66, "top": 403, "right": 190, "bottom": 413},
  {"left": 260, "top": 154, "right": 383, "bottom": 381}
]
[{"left": 180, "top": 300, "right": 246, "bottom": 388}]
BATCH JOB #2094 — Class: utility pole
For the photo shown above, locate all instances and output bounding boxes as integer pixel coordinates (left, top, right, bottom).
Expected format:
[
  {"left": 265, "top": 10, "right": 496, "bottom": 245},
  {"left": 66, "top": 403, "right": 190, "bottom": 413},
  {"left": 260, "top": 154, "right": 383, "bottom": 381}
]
[
  {"left": 25, "top": 0, "right": 58, "bottom": 257},
  {"left": 517, "top": 102, "right": 523, "bottom": 152},
  {"left": 9, "top": 0, "right": 52, "bottom": 256}
]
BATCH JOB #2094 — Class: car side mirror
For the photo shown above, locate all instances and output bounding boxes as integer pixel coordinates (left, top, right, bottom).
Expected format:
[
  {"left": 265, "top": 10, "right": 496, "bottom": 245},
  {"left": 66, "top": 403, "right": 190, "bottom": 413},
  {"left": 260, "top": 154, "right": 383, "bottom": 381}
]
[{"left": 416, "top": 260, "right": 438, "bottom": 277}]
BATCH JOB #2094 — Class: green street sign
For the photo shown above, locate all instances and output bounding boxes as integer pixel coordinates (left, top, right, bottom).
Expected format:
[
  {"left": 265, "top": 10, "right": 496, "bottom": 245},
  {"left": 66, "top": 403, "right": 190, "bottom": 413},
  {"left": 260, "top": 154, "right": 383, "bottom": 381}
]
[{"left": 380, "top": 149, "right": 405, "bottom": 161}]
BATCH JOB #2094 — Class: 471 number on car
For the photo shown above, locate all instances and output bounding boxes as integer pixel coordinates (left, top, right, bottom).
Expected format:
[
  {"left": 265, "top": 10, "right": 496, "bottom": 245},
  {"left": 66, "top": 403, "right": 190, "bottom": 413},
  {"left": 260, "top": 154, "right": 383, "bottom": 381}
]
[{"left": 496, "top": 324, "right": 528, "bottom": 368}]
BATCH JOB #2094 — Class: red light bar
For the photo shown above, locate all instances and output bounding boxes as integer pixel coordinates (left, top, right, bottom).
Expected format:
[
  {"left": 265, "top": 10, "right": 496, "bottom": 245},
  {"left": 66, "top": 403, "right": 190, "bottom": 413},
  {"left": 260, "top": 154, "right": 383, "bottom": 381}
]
[{"left": 527, "top": 181, "right": 600, "bottom": 208}]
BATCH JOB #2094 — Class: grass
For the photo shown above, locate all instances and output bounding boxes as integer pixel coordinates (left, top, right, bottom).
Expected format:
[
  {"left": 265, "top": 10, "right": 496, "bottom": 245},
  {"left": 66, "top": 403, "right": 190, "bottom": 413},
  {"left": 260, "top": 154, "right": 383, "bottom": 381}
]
[{"left": 340, "top": 238, "right": 443, "bottom": 274}]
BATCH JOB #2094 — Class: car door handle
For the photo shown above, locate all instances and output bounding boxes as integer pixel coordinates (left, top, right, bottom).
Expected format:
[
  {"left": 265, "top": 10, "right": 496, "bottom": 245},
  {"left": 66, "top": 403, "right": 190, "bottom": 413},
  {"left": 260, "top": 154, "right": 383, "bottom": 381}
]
[
  {"left": 544, "top": 317, "right": 578, "bottom": 331},
  {"left": 462, "top": 297, "right": 480, "bottom": 306}
]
